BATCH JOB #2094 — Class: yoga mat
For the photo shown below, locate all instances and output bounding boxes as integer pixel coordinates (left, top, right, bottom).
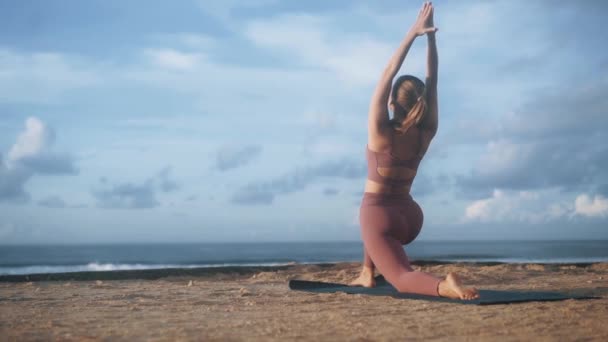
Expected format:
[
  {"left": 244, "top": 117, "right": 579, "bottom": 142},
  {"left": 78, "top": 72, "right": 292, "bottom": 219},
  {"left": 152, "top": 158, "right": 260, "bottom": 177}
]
[{"left": 288, "top": 276, "right": 598, "bottom": 305}]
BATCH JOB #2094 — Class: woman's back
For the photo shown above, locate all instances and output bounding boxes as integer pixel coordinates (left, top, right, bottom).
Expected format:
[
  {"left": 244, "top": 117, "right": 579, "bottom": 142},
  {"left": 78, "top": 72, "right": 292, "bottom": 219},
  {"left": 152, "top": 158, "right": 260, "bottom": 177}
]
[{"left": 366, "top": 125, "right": 433, "bottom": 193}]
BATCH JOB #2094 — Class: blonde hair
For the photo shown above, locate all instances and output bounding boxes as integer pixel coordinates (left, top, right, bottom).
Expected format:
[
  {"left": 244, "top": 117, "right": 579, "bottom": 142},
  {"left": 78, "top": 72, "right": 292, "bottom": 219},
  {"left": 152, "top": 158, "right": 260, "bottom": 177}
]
[{"left": 391, "top": 75, "right": 427, "bottom": 134}]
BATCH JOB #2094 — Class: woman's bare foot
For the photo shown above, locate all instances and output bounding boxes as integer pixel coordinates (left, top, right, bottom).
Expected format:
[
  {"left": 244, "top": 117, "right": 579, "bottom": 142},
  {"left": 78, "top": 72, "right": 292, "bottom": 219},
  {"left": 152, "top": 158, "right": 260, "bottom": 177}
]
[
  {"left": 438, "top": 272, "right": 479, "bottom": 300},
  {"left": 349, "top": 266, "right": 376, "bottom": 288}
]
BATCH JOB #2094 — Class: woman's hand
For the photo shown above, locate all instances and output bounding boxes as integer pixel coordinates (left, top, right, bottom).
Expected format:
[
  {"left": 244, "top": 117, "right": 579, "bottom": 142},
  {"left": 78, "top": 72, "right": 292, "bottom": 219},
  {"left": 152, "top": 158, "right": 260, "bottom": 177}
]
[{"left": 411, "top": 2, "right": 438, "bottom": 37}]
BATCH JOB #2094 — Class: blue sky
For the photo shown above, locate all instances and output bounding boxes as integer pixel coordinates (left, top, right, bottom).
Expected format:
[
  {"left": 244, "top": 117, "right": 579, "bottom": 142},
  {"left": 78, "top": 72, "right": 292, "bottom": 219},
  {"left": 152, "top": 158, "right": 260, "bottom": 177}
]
[{"left": 1, "top": 0, "right": 607, "bottom": 244}]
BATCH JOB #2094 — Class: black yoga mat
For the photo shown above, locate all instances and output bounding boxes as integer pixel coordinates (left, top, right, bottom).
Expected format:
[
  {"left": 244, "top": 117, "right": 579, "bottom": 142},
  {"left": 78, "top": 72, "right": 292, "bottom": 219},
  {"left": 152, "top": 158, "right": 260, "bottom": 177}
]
[{"left": 288, "top": 277, "right": 598, "bottom": 305}]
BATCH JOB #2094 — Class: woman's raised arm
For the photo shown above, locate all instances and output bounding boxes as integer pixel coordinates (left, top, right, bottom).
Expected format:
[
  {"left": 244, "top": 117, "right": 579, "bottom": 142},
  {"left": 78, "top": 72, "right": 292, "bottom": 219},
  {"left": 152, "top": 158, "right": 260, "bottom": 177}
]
[
  {"left": 368, "top": 2, "right": 438, "bottom": 138},
  {"left": 423, "top": 5, "right": 439, "bottom": 136}
]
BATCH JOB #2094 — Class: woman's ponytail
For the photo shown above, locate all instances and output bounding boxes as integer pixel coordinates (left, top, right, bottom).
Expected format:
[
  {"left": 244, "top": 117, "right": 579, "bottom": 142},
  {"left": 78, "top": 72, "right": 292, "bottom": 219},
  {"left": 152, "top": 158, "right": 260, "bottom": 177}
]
[{"left": 395, "top": 90, "right": 427, "bottom": 134}]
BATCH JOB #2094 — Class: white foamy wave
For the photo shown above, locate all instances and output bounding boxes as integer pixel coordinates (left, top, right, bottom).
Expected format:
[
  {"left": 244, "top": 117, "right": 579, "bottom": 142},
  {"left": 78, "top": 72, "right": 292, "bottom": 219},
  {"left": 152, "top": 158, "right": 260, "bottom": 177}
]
[
  {"left": 84, "top": 262, "right": 179, "bottom": 272},
  {"left": 0, "top": 261, "right": 301, "bottom": 276}
]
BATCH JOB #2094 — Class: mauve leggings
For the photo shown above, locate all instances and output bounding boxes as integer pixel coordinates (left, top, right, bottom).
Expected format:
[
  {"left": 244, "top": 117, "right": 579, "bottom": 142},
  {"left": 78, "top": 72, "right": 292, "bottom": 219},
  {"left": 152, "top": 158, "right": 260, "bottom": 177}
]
[{"left": 359, "top": 192, "right": 441, "bottom": 296}]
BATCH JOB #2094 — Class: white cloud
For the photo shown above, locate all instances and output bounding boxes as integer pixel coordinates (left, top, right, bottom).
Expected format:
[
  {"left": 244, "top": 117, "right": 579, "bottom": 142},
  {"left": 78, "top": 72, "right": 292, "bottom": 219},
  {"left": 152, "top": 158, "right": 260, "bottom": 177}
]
[
  {"left": 7, "top": 117, "right": 52, "bottom": 164},
  {"left": 575, "top": 194, "right": 608, "bottom": 218},
  {"left": 0, "top": 49, "right": 101, "bottom": 103},
  {"left": 125, "top": 44, "right": 341, "bottom": 122},
  {"left": 245, "top": 14, "right": 394, "bottom": 85},
  {"left": 1, "top": 117, "right": 76, "bottom": 202},
  {"left": 463, "top": 188, "right": 575, "bottom": 224},
  {"left": 304, "top": 138, "right": 359, "bottom": 160},
  {"left": 144, "top": 48, "right": 203, "bottom": 71},
  {"left": 151, "top": 33, "right": 217, "bottom": 50},
  {"left": 464, "top": 189, "right": 509, "bottom": 222},
  {"left": 475, "top": 140, "right": 529, "bottom": 176}
]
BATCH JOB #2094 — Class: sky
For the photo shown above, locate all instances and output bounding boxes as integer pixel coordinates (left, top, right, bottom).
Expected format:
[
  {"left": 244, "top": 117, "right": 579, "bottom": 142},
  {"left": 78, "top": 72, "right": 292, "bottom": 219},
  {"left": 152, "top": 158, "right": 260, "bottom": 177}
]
[{"left": 0, "top": 0, "right": 607, "bottom": 244}]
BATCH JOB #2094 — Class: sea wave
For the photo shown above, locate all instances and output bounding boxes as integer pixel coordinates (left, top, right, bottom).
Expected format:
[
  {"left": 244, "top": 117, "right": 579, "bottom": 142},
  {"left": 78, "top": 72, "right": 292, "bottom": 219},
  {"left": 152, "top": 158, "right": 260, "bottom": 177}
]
[
  {"left": 2, "top": 256, "right": 608, "bottom": 276},
  {"left": 0, "top": 261, "right": 298, "bottom": 276}
]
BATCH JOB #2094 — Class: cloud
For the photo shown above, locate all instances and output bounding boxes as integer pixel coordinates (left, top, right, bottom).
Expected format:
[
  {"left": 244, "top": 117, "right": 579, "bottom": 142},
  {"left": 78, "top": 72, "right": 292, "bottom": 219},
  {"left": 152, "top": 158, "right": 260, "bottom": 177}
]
[
  {"left": 463, "top": 188, "right": 608, "bottom": 223},
  {"left": 0, "top": 117, "right": 77, "bottom": 202},
  {"left": 456, "top": 139, "right": 602, "bottom": 196},
  {"left": 463, "top": 188, "right": 573, "bottom": 224},
  {"left": 302, "top": 110, "right": 337, "bottom": 131},
  {"left": 6, "top": 117, "right": 77, "bottom": 174},
  {"left": 143, "top": 48, "right": 203, "bottom": 71},
  {"left": 157, "top": 166, "right": 180, "bottom": 192},
  {"left": 231, "top": 188, "right": 274, "bottom": 205},
  {"left": 323, "top": 187, "right": 339, "bottom": 196},
  {"left": 597, "top": 184, "right": 608, "bottom": 197},
  {"left": 455, "top": 80, "right": 608, "bottom": 197},
  {"left": 574, "top": 194, "right": 608, "bottom": 218},
  {"left": 16, "top": 154, "right": 76, "bottom": 174},
  {"left": 215, "top": 144, "right": 263, "bottom": 171},
  {"left": 7, "top": 117, "right": 51, "bottom": 161},
  {"left": 231, "top": 158, "right": 365, "bottom": 205},
  {"left": 93, "top": 180, "right": 159, "bottom": 209},
  {"left": 126, "top": 47, "right": 336, "bottom": 121},
  {"left": 0, "top": 49, "right": 101, "bottom": 103},
  {"left": 245, "top": 13, "right": 393, "bottom": 85},
  {"left": 303, "top": 138, "right": 359, "bottom": 160},
  {"left": 0, "top": 161, "right": 30, "bottom": 202},
  {"left": 151, "top": 33, "right": 217, "bottom": 50},
  {"left": 92, "top": 166, "right": 180, "bottom": 209},
  {"left": 37, "top": 195, "right": 67, "bottom": 208},
  {"left": 410, "top": 173, "right": 438, "bottom": 198},
  {"left": 498, "top": 82, "right": 608, "bottom": 142}
]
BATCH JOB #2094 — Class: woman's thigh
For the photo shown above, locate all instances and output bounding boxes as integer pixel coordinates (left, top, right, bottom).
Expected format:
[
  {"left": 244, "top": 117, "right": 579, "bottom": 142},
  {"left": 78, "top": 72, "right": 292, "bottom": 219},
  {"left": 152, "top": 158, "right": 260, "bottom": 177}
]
[
  {"left": 359, "top": 204, "right": 415, "bottom": 274},
  {"left": 359, "top": 205, "right": 393, "bottom": 236}
]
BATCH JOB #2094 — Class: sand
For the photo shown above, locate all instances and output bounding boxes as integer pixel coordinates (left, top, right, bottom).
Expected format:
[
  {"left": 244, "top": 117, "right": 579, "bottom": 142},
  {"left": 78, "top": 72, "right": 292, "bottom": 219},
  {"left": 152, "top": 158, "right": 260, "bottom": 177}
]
[{"left": 1, "top": 262, "right": 607, "bottom": 341}]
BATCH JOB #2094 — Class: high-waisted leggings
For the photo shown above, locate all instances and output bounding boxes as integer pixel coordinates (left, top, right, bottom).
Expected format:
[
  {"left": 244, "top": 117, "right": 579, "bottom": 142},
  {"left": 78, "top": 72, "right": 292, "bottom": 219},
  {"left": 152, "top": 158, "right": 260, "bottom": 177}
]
[{"left": 360, "top": 192, "right": 441, "bottom": 296}]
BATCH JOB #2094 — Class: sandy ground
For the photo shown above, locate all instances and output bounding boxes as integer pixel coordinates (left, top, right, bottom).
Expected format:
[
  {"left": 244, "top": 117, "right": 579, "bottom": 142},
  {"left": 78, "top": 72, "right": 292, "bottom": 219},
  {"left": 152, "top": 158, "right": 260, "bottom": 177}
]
[{"left": 1, "top": 262, "right": 607, "bottom": 341}]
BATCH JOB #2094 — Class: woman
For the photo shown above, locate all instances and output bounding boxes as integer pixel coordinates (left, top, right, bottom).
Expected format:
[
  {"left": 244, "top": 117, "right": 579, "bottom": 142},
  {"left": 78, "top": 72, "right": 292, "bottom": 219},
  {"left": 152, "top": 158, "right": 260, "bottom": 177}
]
[{"left": 350, "top": 2, "right": 479, "bottom": 300}]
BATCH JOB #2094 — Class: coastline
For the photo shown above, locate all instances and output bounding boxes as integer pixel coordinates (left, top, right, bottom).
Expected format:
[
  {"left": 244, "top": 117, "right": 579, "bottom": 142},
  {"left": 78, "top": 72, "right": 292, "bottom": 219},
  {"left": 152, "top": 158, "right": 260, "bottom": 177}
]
[
  {"left": 1, "top": 261, "right": 607, "bottom": 341},
  {"left": 0, "top": 260, "right": 604, "bottom": 282}
]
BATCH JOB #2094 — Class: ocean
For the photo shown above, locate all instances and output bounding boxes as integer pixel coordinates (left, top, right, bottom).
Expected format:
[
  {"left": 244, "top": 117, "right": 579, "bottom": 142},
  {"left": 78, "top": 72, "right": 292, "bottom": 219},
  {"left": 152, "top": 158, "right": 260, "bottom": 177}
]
[{"left": 1, "top": 240, "right": 607, "bottom": 276}]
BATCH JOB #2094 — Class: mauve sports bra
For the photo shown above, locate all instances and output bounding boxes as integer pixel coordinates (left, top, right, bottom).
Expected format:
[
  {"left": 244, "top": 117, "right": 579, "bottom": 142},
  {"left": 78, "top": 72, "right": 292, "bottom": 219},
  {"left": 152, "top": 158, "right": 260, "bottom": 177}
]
[{"left": 366, "top": 127, "right": 424, "bottom": 187}]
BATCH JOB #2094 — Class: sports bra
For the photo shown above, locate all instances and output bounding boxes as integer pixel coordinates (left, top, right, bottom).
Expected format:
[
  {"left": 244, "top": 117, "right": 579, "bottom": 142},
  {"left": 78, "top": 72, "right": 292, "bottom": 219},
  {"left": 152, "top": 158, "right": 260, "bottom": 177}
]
[{"left": 366, "top": 127, "right": 424, "bottom": 187}]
